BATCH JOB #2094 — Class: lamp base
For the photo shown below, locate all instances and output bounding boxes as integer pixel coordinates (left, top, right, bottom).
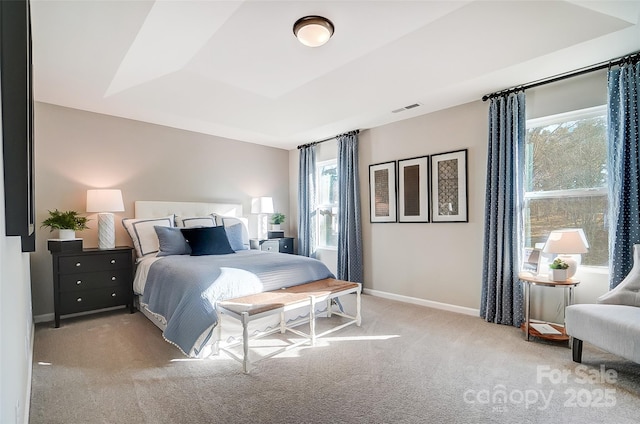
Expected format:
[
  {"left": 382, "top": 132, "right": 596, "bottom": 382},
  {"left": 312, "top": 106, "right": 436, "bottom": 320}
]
[
  {"left": 557, "top": 254, "right": 581, "bottom": 278},
  {"left": 256, "top": 213, "right": 268, "bottom": 240},
  {"left": 97, "top": 212, "right": 116, "bottom": 249}
]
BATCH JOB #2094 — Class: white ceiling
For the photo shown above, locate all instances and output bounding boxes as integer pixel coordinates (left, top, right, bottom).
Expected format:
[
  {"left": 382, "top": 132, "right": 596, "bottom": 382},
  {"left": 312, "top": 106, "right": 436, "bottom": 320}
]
[{"left": 31, "top": 1, "right": 640, "bottom": 150}]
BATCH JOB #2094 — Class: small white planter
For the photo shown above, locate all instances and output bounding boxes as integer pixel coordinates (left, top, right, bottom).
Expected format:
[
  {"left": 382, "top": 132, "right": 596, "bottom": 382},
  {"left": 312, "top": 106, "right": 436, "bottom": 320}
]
[
  {"left": 58, "top": 229, "right": 76, "bottom": 240},
  {"left": 271, "top": 224, "right": 281, "bottom": 231},
  {"left": 550, "top": 268, "right": 568, "bottom": 282}
]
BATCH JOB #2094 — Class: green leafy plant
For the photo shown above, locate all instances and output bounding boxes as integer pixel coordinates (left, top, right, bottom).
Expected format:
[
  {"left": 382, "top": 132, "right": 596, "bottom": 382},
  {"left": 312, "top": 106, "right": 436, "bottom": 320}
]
[
  {"left": 41, "top": 209, "right": 90, "bottom": 231},
  {"left": 549, "top": 258, "right": 569, "bottom": 270},
  {"left": 270, "top": 212, "right": 286, "bottom": 225}
]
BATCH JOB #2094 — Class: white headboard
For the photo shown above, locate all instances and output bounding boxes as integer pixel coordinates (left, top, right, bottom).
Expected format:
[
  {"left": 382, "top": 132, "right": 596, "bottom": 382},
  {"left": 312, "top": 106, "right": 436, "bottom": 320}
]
[{"left": 134, "top": 201, "right": 243, "bottom": 219}]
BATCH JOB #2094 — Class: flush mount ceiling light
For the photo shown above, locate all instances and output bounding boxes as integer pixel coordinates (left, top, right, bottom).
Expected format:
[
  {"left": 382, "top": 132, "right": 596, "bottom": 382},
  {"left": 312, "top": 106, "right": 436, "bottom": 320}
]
[{"left": 293, "top": 15, "right": 334, "bottom": 47}]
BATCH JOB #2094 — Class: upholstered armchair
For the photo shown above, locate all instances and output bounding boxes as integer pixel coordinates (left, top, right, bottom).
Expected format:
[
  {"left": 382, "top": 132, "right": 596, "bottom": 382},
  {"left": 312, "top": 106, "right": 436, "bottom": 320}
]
[{"left": 565, "top": 244, "right": 640, "bottom": 364}]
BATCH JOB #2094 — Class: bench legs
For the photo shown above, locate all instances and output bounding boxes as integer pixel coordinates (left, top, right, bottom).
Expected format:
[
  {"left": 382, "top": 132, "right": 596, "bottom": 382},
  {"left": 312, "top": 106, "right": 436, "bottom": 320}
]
[
  {"left": 242, "top": 312, "right": 250, "bottom": 373},
  {"left": 356, "top": 290, "right": 361, "bottom": 326},
  {"left": 218, "top": 284, "right": 362, "bottom": 373},
  {"left": 571, "top": 337, "right": 583, "bottom": 363}
]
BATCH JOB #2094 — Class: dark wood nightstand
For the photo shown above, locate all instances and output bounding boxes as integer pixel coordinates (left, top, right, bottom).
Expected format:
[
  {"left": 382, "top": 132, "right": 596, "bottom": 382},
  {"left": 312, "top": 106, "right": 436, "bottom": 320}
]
[
  {"left": 49, "top": 245, "right": 134, "bottom": 327},
  {"left": 250, "top": 237, "right": 294, "bottom": 254}
]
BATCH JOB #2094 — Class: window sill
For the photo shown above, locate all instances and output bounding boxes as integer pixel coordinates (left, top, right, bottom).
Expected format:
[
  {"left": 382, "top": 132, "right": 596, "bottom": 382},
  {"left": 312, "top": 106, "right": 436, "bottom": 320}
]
[
  {"left": 579, "top": 265, "right": 609, "bottom": 275},
  {"left": 316, "top": 246, "right": 337, "bottom": 252}
]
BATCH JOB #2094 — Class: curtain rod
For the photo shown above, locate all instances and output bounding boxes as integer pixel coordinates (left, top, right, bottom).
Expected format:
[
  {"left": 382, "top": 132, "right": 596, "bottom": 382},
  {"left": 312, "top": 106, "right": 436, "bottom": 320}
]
[
  {"left": 297, "top": 129, "right": 360, "bottom": 150},
  {"left": 482, "top": 50, "right": 640, "bottom": 102}
]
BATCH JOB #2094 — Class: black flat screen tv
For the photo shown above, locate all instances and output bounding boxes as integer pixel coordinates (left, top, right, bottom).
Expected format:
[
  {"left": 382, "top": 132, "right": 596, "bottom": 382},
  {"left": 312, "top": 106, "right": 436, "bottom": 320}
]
[{"left": 1, "top": 0, "right": 35, "bottom": 252}]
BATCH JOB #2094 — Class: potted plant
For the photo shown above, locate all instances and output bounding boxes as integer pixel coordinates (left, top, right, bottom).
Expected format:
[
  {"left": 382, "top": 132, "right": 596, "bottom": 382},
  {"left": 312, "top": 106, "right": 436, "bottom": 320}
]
[
  {"left": 270, "top": 212, "right": 286, "bottom": 231},
  {"left": 41, "top": 209, "right": 89, "bottom": 239},
  {"left": 549, "top": 257, "right": 569, "bottom": 281}
]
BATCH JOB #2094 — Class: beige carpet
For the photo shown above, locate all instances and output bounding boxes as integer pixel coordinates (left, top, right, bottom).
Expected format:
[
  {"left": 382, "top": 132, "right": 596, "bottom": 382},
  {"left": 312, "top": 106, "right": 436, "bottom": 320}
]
[{"left": 30, "top": 295, "right": 640, "bottom": 424}]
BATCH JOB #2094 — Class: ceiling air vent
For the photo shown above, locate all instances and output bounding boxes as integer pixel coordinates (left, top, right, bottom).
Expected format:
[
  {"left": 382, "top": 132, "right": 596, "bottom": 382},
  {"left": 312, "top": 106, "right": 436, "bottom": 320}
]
[{"left": 392, "top": 103, "right": 421, "bottom": 113}]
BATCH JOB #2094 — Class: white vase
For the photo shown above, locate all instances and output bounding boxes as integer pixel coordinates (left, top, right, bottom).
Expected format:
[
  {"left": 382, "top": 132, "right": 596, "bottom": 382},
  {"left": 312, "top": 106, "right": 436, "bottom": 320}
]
[
  {"left": 550, "top": 268, "right": 568, "bottom": 282},
  {"left": 58, "top": 229, "right": 75, "bottom": 240}
]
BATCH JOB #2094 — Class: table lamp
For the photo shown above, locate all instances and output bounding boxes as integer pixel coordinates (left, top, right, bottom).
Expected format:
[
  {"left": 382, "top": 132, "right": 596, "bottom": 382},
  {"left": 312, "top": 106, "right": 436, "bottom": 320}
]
[
  {"left": 86, "top": 189, "right": 125, "bottom": 249},
  {"left": 542, "top": 228, "right": 589, "bottom": 278},
  {"left": 251, "top": 197, "right": 274, "bottom": 240}
]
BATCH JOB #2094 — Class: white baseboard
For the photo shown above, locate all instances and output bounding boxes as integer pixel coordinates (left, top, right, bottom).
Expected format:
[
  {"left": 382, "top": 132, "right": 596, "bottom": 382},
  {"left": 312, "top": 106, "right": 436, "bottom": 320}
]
[
  {"left": 363, "top": 288, "right": 480, "bottom": 317},
  {"left": 24, "top": 322, "right": 34, "bottom": 424},
  {"left": 33, "top": 313, "right": 53, "bottom": 324}
]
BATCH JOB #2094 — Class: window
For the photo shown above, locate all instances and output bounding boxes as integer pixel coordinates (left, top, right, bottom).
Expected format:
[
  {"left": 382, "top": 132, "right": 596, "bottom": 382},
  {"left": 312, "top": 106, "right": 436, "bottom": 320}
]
[
  {"left": 524, "top": 105, "right": 608, "bottom": 267},
  {"left": 316, "top": 159, "right": 338, "bottom": 249}
]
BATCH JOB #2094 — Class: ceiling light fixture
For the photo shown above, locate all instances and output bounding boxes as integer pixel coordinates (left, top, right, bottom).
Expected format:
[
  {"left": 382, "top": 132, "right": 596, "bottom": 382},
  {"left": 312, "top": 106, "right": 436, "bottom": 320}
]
[{"left": 293, "top": 15, "right": 334, "bottom": 47}]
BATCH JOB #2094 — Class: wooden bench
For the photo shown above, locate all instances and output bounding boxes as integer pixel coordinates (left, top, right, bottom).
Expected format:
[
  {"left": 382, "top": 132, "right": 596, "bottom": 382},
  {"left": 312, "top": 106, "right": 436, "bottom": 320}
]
[{"left": 215, "top": 278, "right": 362, "bottom": 373}]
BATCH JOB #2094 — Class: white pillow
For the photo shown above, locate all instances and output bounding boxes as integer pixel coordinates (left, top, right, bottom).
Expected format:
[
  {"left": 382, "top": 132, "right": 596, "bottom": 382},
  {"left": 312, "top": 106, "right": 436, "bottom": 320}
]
[
  {"left": 122, "top": 215, "right": 175, "bottom": 260},
  {"left": 175, "top": 215, "right": 216, "bottom": 228}
]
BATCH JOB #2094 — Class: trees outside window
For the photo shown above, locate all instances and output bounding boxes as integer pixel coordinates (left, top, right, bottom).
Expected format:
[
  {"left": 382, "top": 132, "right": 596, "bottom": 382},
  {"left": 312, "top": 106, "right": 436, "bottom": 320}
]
[{"left": 524, "top": 106, "right": 608, "bottom": 266}]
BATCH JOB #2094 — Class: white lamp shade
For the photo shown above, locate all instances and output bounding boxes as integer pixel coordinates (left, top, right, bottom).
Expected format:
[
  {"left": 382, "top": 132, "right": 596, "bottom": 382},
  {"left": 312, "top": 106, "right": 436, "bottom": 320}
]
[
  {"left": 251, "top": 197, "right": 274, "bottom": 214},
  {"left": 542, "top": 229, "right": 589, "bottom": 254},
  {"left": 86, "top": 189, "right": 125, "bottom": 213}
]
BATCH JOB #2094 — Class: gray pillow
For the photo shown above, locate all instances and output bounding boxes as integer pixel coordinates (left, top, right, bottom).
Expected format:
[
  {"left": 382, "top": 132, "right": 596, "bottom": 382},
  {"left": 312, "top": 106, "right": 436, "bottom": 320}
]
[
  {"left": 220, "top": 216, "right": 250, "bottom": 250},
  {"left": 225, "top": 223, "right": 248, "bottom": 251},
  {"left": 155, "top": 226, "right": 191, "bottom": 256}
]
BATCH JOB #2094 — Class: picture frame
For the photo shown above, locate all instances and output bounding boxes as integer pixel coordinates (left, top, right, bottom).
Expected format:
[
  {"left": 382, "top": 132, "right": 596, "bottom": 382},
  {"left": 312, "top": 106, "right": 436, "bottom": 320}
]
[
  {"left": 430, "top": 149, "right": 468, "bottom": 223},
  {"left": 369, "top": 161, "right": 397, "bottom": 223},
  {"left": 397, "top": 155, "right": 429, "bottom": 223},
  {"left": 521, "top": 247, "right": 542, "bottom": 274}
]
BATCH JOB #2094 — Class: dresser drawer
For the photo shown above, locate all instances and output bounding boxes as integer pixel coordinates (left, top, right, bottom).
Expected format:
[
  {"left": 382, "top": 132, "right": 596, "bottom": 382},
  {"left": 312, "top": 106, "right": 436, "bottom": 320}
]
[
  {"left": 261, "top": 240, "right": 280, "bottom": 252},
  {"left": 59, "top": 268, "right": 131, "bottom": 292},
  {"left": 59, "top": 286, "right": 131, "bottom": 315},
  {"left": 260, "top": 238, "right": 294, "bottom": 254},
  {"left": 58, "top": 251, "right": 131, "bottom": 273},
  {"left": 278, "top": 238, "right": 293, "bottom": 254}
]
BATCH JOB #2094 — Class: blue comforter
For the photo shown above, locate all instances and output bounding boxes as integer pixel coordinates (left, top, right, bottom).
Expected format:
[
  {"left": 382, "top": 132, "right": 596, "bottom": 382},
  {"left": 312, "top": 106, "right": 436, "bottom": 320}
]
[{"left": 141, "top": 250, "right": 334, "bottom": 356}]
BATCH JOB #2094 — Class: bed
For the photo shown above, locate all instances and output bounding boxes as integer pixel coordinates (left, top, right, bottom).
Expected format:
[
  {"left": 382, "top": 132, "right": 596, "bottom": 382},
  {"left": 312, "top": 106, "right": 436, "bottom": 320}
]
[{"left": 128, "top": 200, "right": 336, "bottom": 357}]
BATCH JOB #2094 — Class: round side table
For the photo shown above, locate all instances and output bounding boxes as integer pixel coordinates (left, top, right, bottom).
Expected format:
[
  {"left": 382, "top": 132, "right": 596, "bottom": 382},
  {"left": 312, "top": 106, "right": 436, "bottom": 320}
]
[{"left": 518, "top": 272, "right": 580, "bottom": 342}]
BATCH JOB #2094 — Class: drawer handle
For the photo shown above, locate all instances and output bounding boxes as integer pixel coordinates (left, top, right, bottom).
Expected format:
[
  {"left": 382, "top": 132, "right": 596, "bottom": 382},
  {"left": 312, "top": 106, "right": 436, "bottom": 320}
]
[
  {"left": 111, "top": 276, "right": 117, "bottom": 281},
  {"left": 111, "top": 293, "right": 117, "bottom": 297},
  {"left": 76, "top": 280, "right": 82, "bottom": 285},
  {"left": 284, "top": 245, "right": 288, "bottom": 248},
  {"left": 75, "top": 262, "right": 81, "bottom": 267},
  {"left": 110, "top": 259, "right": 116, "bottom": 264},
  {"left": 76, "top": 297, "right": 82, "bottom": 302}
]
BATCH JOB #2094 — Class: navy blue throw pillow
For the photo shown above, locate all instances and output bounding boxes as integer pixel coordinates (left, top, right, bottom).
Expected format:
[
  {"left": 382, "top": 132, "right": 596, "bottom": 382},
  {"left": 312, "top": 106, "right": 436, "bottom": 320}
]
[{"left": 180, "top": 226, "right": 235, "bottom": 256}]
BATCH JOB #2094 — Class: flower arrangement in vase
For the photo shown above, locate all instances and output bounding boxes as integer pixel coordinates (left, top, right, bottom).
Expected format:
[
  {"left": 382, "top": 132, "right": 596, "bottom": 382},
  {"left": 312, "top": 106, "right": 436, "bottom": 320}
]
[{"left": 549, "top": 257, "right": 569, "bottom": 281}]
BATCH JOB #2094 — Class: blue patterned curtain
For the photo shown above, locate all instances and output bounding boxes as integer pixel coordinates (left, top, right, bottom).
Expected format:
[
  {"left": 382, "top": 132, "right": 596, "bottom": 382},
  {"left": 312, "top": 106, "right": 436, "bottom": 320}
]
[
  {"left": 480, "top": 92, "right": 525, "bottom": 327},
  {"left": 337, "top": 131, "right": 363, "bottom": 283},
  {"left": 298, "top": 145, "right": 317, "bottom": 257},
  {"left": 608, "top": 60, "right": 640, "bottom": 289}
]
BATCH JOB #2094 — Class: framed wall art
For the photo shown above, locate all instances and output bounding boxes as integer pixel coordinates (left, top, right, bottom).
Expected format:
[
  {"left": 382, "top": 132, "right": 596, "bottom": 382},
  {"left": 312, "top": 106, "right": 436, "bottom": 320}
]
[
  {"left": 430, "top": 149, "right": 468, "bottom": 223},
  {"left": 397, "top": 155, "right": 429, "bottom": 223},
  {"left": 369, "top": 161, "right": 397, "bottom": 223}
]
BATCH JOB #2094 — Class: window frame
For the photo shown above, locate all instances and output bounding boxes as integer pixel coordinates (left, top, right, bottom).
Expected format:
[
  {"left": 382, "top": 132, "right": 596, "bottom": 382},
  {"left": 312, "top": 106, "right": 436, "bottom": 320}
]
[
  {"left": 523, "top": 105, "right": 608, "bottom": 269},
  {"left": 315, "top": 158, "right": 339, "bottom": 250}
]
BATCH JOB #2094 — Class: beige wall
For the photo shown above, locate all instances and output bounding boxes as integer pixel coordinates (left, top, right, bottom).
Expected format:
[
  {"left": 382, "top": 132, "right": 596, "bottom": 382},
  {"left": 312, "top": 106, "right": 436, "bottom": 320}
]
[
  {"left": 32, "top": 102, "right": 290, "bottom": 318},
  {"left": 359, "top": 101, "right": 487, "bottom": 310},
  {"left": 290, "top": 100, "right": 488, "bottom": 312}
]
